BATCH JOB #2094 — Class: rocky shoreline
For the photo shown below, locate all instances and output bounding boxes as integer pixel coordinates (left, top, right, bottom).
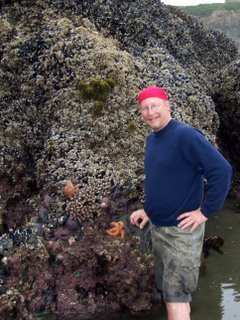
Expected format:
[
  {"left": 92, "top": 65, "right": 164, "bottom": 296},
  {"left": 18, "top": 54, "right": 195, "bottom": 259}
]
[{"left": 0, "top": 0, "right": 239, "bottom": 318}]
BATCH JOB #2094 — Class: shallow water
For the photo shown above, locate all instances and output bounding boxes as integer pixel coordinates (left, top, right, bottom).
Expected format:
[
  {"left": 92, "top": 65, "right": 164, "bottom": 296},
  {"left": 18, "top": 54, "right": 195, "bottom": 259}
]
[{"left": 191, "top": 200, "right": 240, "bottom": 320}]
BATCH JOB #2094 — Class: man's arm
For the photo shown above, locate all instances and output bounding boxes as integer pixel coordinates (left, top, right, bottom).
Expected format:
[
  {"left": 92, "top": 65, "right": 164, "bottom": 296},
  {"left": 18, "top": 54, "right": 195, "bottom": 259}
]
[{"left": 178, "top": 128, "right": 232, "bottom": 231}]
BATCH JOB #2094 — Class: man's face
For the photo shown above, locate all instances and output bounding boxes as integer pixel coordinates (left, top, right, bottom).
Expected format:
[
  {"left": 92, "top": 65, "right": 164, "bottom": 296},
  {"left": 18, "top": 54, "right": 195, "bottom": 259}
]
[{"left": 139, "top": 97, "right": 171, "bottom": 132}]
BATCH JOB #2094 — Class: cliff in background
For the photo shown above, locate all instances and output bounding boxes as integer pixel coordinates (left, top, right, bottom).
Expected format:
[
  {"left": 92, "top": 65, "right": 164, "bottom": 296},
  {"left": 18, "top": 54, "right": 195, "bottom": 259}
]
[
  {"left": 180, "top": 3, "right": 240, "bottom": 51},
  {"left": 201, "top": 10, "right": 240, "bottom": 51}
]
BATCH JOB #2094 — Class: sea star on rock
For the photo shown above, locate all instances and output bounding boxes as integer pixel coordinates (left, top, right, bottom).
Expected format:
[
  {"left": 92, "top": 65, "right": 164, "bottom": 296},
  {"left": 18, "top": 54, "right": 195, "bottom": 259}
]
[
  {"left": 106, "top": 221, "right": 125, "bottom": 238},
  {"left": 63, "top": 180, "right": 80, "bottom": 198}
]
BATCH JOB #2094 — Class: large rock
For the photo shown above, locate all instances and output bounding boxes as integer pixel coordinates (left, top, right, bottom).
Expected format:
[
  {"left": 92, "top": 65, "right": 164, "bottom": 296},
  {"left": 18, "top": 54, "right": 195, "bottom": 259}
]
[
  {"left": 212, "top": 59, "right": 240, "bottom": 202},
  {"left": 0, "top": 0, "right": 238, "bottom": 222}
]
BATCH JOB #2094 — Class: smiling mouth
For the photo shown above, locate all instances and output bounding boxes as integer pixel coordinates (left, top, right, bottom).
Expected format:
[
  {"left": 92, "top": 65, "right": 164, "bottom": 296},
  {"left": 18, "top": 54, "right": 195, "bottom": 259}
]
[{"left": 149, "top": 117, "right": 160, "bottom": 121}]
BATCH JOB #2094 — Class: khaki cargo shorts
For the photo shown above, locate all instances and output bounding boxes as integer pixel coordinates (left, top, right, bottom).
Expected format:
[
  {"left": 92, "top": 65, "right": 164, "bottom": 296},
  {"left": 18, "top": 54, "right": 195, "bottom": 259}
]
[{"left": 150, "top": 223, "right": 205, "bottom": 302}]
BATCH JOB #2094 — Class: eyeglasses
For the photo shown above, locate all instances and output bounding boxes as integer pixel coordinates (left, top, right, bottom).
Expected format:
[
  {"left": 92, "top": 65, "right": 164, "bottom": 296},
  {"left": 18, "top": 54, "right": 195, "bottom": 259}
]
[{"left": 140, "top": 103, "right": 165, "bottom": 113}]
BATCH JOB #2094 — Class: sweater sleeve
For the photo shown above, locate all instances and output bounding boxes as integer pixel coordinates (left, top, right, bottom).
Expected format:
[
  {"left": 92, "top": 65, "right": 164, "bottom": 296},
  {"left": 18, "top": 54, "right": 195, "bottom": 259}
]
[{"left": 182, "top": 128, "right": 232, "bottom": 219}]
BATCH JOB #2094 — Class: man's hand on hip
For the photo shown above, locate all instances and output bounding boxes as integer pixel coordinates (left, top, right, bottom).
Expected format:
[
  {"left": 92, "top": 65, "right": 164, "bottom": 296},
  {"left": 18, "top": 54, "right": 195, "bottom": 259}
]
[{"left": 177, "top": 208, "right": 208, "bottom": 232}]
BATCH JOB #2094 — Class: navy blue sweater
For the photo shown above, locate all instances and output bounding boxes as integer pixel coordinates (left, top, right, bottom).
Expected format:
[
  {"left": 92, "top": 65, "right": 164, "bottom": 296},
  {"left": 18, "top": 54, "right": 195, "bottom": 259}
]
[{"left": 144, "top": 119, "right": 232, "bottom": 226}]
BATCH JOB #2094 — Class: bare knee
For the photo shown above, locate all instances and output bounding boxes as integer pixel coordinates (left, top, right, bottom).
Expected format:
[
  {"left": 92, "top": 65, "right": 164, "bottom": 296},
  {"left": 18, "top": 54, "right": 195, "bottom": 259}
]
[{"left": 165, "top": 302, "right": 190, "bottom": 320}]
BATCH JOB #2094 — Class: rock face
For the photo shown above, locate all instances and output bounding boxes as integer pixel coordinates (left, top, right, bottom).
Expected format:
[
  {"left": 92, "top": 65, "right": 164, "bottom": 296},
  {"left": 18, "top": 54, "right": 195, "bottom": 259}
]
[
  {"left": 0, "top": 0, "right": 238, "bottom": 221},
  {"left": 0, "top": 0, "right": 239, "bottom": 318},
  {"left": 0, "top": 230, "right": 161, "bottom": 319},
  {"left": 212, "top": 59, "right": 240, "bottom": 201},
  {"left": 200, "top": 9, "right": 240, "bottom": 52}
]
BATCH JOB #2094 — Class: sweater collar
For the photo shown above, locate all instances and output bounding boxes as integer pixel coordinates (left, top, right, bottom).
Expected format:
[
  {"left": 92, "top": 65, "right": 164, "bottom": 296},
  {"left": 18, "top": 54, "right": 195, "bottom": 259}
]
[{"left": 153, "top": 119, "right": 175, "bottom": 136}]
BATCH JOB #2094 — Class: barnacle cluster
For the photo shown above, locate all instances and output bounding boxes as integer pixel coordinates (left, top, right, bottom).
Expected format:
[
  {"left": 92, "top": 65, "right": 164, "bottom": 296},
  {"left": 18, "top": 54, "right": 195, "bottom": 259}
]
[
  {"left": 66, "top": 156, "right": 116, "bottom": 224},
  {"left": 0, "top": 288, "right": 30, "bottom": 320}
]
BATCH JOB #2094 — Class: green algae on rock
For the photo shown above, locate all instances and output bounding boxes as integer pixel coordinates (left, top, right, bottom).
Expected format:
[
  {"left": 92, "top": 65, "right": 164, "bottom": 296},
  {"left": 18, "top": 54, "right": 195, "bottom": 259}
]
[
  {"left": 77, "top": 77, "right": 115, "bottom": 116},
  {"left": 77, "top": 77, "right": 115, "bottom": 101}
]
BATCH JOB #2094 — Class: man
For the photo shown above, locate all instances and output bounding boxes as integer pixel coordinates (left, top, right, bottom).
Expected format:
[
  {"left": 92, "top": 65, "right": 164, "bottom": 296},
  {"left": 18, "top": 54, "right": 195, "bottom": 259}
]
[{"left": 130, "top": 86, "right": 232, "bottom": 320}]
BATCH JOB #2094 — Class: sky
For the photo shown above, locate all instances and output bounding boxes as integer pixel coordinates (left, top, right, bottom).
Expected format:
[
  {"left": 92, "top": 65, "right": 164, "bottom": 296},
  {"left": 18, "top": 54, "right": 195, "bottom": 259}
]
[{"left": 162, "top": 0, "right": 224, "bottom": 6}]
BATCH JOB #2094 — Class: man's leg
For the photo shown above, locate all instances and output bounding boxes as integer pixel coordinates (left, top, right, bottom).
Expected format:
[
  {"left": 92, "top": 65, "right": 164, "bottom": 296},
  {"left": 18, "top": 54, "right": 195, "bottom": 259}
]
[
  {"left": 150, "top": 225, "right": 205, "bottom": 320},
  {"left": 165, "top": 302, "right": 190, "bottom": 320}
]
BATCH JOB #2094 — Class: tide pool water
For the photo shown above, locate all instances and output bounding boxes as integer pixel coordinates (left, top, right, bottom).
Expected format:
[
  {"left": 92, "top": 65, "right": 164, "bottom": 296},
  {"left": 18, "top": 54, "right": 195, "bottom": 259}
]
[{"left": 191, "top": 200, "right": 240, "bottom": 320}]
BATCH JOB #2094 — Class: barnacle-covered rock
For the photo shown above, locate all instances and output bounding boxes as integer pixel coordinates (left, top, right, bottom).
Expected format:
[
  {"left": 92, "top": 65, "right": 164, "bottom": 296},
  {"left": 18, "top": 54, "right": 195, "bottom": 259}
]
[
  {"left": 212, "top": 59, "right": 240, "bottom": 170},
  {"left": 3, "top": 238, "right": 54, "bottom": 314},
  {"left": 212, "top": 59, "right": 240, "bottom": 207},
  {"left": 0, "top": 226, "right": 38, "bottom": 256},
  {"left": 76, "top": 0, "right": 238, "bottom": 88},
  {"left": 0, "top": 0, "right": 238, "bottom": 230},
  {"left": 0, "top": 225, "right": 161, "bottom": 318},
  {"left": 47, "top": 227, "right": 161, "bottom": 318},
  {"left": 0, "top": 288, "right": 31, "bottom": 320}
]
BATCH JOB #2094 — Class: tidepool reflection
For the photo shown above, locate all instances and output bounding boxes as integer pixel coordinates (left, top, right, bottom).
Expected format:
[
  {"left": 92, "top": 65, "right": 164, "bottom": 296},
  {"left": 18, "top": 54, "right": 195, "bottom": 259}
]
[
  {"left": 190, "top": 200, "right": 240, "bottom": 320},
  {"left": 221, "top": 284, "right": 240, "bottom": 319}
]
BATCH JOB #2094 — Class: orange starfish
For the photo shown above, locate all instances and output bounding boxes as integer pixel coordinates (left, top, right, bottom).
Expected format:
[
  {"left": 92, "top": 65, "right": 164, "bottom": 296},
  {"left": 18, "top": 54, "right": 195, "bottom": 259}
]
[
  {"left": 106, "top": 221, "right": 125, "bottom": 238},
  {"left": 63, "top": 180, "right": 80, "bottom": 198}
]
